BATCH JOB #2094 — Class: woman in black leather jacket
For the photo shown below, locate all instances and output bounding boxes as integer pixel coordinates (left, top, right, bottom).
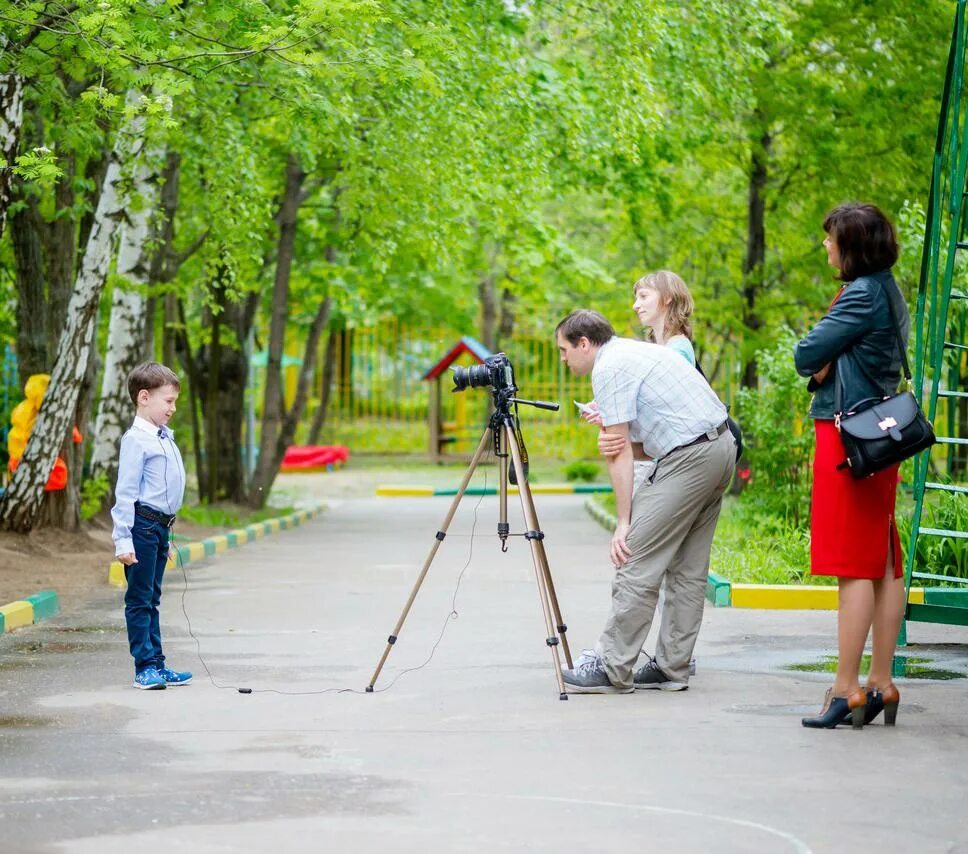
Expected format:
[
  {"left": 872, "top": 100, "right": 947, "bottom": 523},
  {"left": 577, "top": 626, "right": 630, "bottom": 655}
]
[{"left": 793, "top": 203, "right": 908, "bottom": 730}]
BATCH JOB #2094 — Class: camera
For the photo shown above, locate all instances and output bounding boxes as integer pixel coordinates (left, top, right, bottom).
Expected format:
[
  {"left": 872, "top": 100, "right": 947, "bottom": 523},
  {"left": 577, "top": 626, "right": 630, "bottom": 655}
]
[{"left": 452, "top": 353, "right": 516, "bottom": 393}]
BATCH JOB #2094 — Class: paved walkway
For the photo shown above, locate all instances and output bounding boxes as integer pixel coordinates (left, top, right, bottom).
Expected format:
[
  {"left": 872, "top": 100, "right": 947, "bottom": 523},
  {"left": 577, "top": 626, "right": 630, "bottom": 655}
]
[{"left": 1, "top": 493, "right": 967, "bottom": 853}]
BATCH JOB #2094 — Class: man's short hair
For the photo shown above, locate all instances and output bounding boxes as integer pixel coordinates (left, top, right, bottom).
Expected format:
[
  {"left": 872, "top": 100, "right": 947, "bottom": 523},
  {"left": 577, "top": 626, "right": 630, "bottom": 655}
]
[
  {"left": 555, "top": 310, "right": 615, "bottom": 346},
  {"left": 127, "top": 362, "right": 180, "bottom": 405}
]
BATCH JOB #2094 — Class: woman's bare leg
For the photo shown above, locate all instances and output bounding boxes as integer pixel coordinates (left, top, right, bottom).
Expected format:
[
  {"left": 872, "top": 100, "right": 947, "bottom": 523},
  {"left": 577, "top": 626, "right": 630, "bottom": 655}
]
[
  {"left": 869, "top": 532, "right": 905, "bottom": 688},
  {"left": 833, "top": 577, "right": 874, "bottom": 695}
]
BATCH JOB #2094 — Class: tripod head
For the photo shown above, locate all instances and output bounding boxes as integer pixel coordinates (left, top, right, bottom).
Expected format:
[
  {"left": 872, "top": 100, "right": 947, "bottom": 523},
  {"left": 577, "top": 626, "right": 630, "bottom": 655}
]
[{"left": 451, "top": 351, "right": 560, "bottom": 487}]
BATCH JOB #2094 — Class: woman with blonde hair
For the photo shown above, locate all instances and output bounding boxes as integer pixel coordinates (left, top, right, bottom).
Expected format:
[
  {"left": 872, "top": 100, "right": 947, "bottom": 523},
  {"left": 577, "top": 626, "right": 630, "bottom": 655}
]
[
  {"left": 632, "top": 270, "right": 696, "bottom": 366},
  {"left": 578, "top": 270, "right": 703, "bottom": 688}
]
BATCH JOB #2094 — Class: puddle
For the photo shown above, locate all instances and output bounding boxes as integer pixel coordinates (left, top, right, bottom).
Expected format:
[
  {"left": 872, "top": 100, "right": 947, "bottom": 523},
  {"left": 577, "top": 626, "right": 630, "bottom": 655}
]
[
  {"left": 49, "top": 626, "right": 113, "bottom": 635},
  {"left": 11, "top": 640, "right": 91, "bottom": 654},
  {"left": 0, "top": 715, "right": 53, "bottom": 728},
  {"left": 786, "top": 654, "right": 965, "bottom": 680}
]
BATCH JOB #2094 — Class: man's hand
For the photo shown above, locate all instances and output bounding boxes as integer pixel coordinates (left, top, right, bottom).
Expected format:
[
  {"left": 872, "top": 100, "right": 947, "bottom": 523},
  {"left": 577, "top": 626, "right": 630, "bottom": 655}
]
[
  {"left": 598, "top": 430, "right": 626, "bottom": 458},
  {"left": 576, "top": 399, "right": 604, "bottom": 426},
  {"left": 813, "top": 363, "right": 832, "bottom": 384},
  {"left": 169, "top": 544, "right": 176, "bottom": 561},
  {"left": 610, "top": 521, "right": 632, "bottom": 568},
  {"left": 117, "top": 553, "right": 136, "bottom": 566}
]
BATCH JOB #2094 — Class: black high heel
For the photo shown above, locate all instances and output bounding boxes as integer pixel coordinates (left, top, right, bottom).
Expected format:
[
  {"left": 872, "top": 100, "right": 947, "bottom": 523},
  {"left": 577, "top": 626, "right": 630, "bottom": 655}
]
[
  {"left": 802, "top": 687, "right": 868, "bottom": 729},
  {"left": 864, "top": 684, "right": 901, "bottom": 726}
]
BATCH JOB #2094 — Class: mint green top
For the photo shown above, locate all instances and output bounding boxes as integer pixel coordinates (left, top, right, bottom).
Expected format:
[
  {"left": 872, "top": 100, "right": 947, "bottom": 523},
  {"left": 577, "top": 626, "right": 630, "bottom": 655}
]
[{"left": 665, "top": 334, "right": 696, "bottom": 367}]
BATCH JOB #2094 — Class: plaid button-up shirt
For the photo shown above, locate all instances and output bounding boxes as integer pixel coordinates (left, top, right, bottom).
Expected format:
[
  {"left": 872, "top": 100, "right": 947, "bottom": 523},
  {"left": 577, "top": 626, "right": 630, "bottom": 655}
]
[{"left": 592, "top": 337, "right": 728, "bottom": 459}]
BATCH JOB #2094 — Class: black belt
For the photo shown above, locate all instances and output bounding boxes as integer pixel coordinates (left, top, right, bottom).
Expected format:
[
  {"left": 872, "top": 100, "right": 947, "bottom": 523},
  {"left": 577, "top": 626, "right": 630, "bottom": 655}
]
[
  {"left": 135, "top": 503, "right": 176, "bottom": 528},
  {"left": 668, "top": 421, "right": 729, "bottom": 456}
]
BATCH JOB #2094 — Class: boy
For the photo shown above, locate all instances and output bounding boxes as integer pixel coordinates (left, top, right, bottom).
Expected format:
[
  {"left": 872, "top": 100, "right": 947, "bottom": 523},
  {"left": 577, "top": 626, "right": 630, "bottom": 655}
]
[{"left": 111, "top": 362, "right": 192, "bottom": 690}]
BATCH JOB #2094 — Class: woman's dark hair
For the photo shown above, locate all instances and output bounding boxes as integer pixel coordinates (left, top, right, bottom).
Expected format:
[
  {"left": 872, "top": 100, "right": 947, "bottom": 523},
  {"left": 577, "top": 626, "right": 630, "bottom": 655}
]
[{"left": 823, "top": 203, "right": 898, "bottom": 281}]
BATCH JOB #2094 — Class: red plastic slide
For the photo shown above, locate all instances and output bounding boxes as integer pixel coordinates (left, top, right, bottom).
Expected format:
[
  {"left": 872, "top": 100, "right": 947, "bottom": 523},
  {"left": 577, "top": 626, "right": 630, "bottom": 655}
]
[{"left": 280, "top": 445, "right": 350, "bottom": 472}]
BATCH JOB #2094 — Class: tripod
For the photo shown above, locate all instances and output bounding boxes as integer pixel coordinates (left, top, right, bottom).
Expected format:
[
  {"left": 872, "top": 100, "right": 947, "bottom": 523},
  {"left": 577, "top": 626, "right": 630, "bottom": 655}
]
[{"left": 366, "top": 397, "right": 574, "bottom": 700}]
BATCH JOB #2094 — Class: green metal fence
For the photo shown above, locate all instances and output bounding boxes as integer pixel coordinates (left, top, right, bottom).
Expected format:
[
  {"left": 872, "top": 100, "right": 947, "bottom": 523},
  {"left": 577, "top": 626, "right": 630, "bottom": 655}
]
[{"left": 905, "top": 0, "right": 968, "bottom": 628}]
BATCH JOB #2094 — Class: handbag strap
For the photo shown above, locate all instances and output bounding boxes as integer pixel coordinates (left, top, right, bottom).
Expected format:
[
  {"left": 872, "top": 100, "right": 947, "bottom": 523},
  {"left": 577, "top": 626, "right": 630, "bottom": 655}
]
[{"left": 834, "top": 278, "right": 909, "bottom": 416}]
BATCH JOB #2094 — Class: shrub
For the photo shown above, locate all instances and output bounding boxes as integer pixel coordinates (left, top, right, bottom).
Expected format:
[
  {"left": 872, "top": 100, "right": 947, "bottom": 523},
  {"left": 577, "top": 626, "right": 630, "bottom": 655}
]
[
  {"left": 563, "top": 460, "right": 600, "bottom": 482},
  {"left": 900, "top": 490, "right": 968, "bottom": 584},
  {"left": 735, "top": 329, "right": 814, "bottom": 527},
  {"left": 80, "top": 474, "right": 111, "bottom": 521}
]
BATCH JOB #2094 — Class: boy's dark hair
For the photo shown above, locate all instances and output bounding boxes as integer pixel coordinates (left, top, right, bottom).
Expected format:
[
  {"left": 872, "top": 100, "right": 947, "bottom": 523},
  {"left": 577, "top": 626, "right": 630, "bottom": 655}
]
[
  {"left": 555, "top": 310, "right": 615, "bottom": 346},
  {"left": 823, "top": 203, "right": 899, "bottom": 282},
  {"left": 127, "top": 362, "right": 180, "bottom": 405}
]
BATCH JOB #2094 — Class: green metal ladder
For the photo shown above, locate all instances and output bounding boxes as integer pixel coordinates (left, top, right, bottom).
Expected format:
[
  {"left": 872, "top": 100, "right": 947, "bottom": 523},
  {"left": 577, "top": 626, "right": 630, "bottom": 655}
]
[{"left": 904, "top": 0, "right": 968, "bottom": 630}]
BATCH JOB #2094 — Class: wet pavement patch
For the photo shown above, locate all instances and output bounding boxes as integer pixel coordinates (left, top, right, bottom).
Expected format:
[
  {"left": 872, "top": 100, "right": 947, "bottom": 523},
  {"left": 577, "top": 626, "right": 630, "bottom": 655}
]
[
  {"left": 0, "top": 715, "right": 54, "bottom": 728},
  {"left": 0, "top": 769, "right": 406, "bottom": 849},
  {"left": 9, "top": 639, "right": 110, "bottom": 655},
  {"left": 785, "top": 654, "right": 966, "bottom": 680},
  {"left": 728, "top": 702, "right": 926, "bottom": 717},
  {"left": 48, "top": 625, "right": 114, "bottom": 634}
]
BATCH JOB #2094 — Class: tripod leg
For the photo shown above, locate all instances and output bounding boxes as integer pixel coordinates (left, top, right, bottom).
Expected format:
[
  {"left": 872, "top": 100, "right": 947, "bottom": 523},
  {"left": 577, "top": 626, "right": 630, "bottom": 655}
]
[
  {"left": 503, "top": 423, "right": 570, "bottom": 699},
  {"left": 366, "top": 428, "right": 492, "bottom": 692},
  {"left": 503, "top": 423, "right": 573, "bottom": 666}
]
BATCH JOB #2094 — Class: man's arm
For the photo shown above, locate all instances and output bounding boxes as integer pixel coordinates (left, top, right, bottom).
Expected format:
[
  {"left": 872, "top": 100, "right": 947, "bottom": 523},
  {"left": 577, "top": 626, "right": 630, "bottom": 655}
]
[{"left": 604, "top": 422, "right": 634, "bottom": 568}]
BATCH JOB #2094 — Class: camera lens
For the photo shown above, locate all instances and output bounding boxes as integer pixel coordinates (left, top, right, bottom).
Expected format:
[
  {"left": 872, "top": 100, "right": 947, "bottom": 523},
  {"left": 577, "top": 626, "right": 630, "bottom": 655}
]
[
  {"left": 452, "top": 364, "right": 491, "bottom": 391},
  {"left": 452, "top": 365, "right": 470, "bottom": 391},
  {"left": 466, "top": 364, "right": 491, "bottom": 388}
]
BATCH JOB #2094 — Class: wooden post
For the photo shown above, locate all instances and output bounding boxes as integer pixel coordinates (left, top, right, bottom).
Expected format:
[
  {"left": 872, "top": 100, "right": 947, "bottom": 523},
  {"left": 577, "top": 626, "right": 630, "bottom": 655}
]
[{"left": 428, "top": 378, "right": 440, "bottom": 463}]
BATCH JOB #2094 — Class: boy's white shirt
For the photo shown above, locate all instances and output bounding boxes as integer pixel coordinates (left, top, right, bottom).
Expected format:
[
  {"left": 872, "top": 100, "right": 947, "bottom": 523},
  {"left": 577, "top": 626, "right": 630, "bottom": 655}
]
[{"left": 110, "top": 416, "right": 187, "bottom": 556}]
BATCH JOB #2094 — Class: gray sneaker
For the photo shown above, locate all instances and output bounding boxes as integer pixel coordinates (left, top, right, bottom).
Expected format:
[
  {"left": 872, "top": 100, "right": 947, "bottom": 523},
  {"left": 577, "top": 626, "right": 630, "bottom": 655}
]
[
  {"left": 643, "top": 652, "right": 696, "bottom": 675},
  {"left": 633, "top": 658, "right": 688, "bottom": 691},
  {"left": 562, "top": 654, "right": 633, "bottom": 694}
]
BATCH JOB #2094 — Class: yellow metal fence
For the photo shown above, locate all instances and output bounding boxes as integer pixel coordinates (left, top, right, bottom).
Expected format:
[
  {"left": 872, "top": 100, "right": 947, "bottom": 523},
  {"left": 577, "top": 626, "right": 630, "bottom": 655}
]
[{"left": 313, "top": 322, "right": 600, "bottom": 459}]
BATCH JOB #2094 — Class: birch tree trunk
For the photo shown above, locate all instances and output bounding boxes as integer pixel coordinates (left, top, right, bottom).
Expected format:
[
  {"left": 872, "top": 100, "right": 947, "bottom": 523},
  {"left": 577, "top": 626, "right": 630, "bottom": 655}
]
[
  {"left": 0, "top": 101, "right": 144, "bottom": 533},
  {"left": 0, "top": 73, "right": 23, "bottom": 240},
  {"left": 90, "top": 144, "right": 164, "bottom": 493}
]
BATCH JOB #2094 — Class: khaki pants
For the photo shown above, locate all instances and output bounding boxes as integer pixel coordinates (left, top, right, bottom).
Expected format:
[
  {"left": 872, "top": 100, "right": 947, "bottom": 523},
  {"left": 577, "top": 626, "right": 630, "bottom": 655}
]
[{"left": 599, "top": 430, "right": 735, "bottom": 688}]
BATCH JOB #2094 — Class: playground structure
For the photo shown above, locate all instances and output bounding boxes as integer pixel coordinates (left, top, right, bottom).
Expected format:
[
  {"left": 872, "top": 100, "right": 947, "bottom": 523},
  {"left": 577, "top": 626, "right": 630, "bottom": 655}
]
[
  {"left": 905, "top": 0, "right": 968, "bottom": 631},
  {"left": 280, "top": 444, "right": 349, "bottom": 473},
  {"left": 315, "top": 323, "right": 615, "bottom": 460},
  {"left": 422, "top": 336, "right": 492, "bottom": 462},
  {"left": 4, "top": 372, "right": 81, "bottom": 492}
]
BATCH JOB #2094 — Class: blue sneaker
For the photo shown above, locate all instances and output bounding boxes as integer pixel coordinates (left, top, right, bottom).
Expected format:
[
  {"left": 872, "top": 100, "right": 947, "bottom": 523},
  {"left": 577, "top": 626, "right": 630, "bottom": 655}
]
[
  {"left": 157, "top": 666, "right": 193, "bottom": 686},
  {"left": 133, "top": 667, "right": 167, "bottom": 690}
]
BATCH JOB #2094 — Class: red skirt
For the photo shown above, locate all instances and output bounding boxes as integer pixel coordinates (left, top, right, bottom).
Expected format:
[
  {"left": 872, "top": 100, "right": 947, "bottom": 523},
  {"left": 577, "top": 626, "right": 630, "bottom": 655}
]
[{"left": 810, "top": 419, "right": 903, "bottom": 579}]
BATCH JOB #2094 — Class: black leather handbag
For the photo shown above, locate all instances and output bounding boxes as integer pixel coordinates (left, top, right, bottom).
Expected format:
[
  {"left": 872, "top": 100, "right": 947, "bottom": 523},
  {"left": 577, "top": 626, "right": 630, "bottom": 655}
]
[{"left": 834, "top": 290, "right": 935, "bottom": 479}]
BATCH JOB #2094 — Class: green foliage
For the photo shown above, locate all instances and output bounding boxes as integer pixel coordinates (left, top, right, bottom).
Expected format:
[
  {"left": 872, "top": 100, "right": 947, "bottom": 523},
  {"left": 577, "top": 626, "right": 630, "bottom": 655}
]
[
  {"left": 79, "top": 474, "right": 111, "bottom": 521},
  {"left": 711, "top": 498, "right": 815, "bottom": 585},
  {"left": 900, "top": 491, "right": 968, "bottom": 584},
  {"left": 0, "top": 0, "right": 956, "bottom": 512},
  {"left": 178, "top": 503, "right": 296, "bottom": 529},
  {"left": 12, "top": 148, "right": 63, "bottom": 187},
  {"left": 735, "top": 329, "right": 814, "bottom": 526},
  {"left": 563, "top": 460, "right": 601, "bottom": 483}
]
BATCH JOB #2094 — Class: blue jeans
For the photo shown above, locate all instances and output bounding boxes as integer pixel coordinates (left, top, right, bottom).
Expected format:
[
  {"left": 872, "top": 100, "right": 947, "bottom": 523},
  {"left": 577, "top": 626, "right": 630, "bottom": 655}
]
[{"left": 124, "top": 513, "right": 169, "bottom": 673}]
